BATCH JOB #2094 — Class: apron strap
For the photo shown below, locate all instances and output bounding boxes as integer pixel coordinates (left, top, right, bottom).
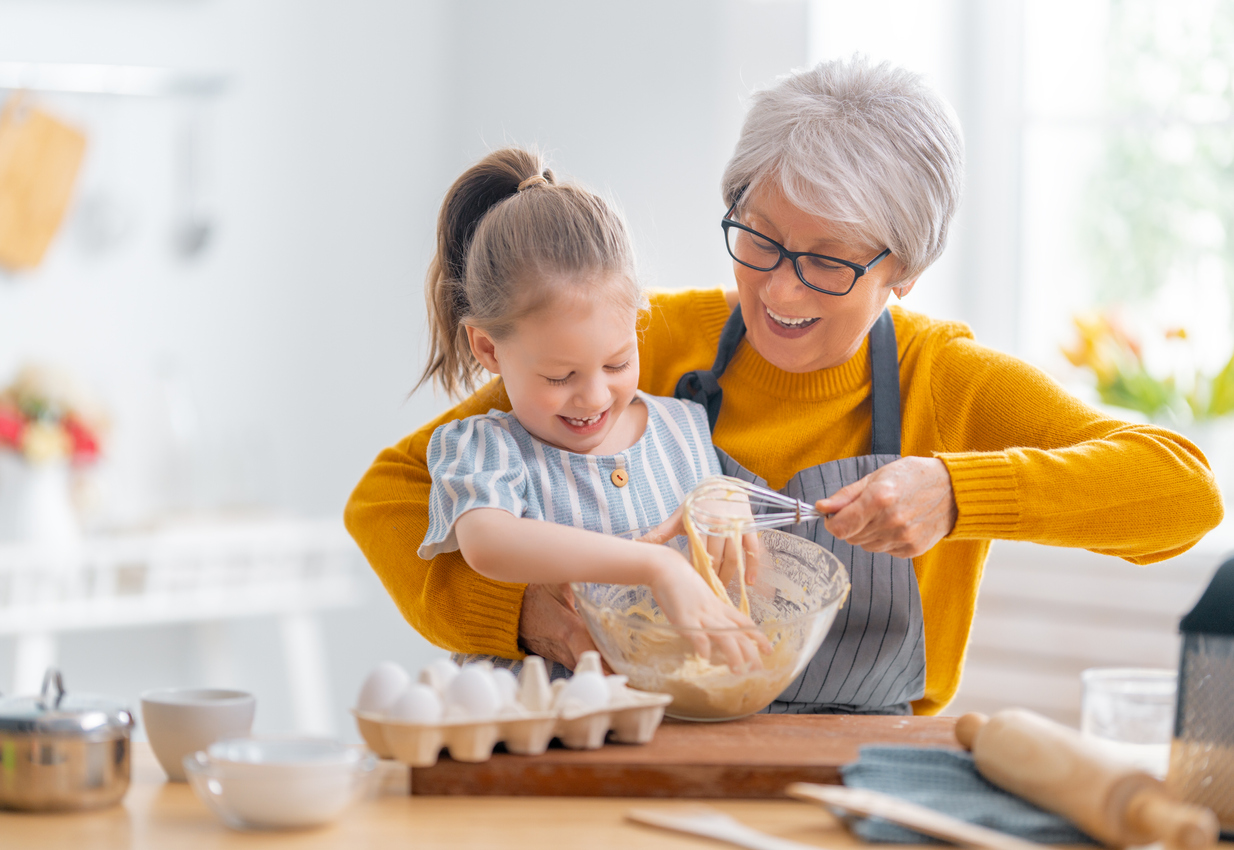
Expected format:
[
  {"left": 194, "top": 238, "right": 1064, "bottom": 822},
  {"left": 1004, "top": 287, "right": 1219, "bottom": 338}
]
[
  {"left": 675, "top": 303, "right": 901, "bottom": 456},
  {"left": 869, "top": 309, "right": 901, "bottom": 456},
  {"left": 673, "top": 304, "right": 746, "bottom": 432}
]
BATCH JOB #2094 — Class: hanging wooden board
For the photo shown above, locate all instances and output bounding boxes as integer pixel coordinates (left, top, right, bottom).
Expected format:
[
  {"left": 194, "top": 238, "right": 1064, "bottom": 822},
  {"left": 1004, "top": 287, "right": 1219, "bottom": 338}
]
[
  {"left": 0, "top": 96, "right": 87, "bottom": 271},
  {"left": 409, "top": 714, "right": 960, "bottom": 798}
]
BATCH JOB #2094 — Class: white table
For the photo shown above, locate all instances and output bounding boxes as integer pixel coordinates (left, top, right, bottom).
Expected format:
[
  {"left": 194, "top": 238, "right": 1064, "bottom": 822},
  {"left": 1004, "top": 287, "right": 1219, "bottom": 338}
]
[{"left": 0, "top": 515, "right": 363, "bottom": 733}]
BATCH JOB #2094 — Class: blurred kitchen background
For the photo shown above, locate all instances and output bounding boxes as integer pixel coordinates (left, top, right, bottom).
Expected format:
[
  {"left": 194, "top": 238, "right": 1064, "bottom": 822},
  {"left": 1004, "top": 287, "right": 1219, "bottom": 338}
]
[{"left": 0, "top": 0, "right": 1230, "bottom": 735}]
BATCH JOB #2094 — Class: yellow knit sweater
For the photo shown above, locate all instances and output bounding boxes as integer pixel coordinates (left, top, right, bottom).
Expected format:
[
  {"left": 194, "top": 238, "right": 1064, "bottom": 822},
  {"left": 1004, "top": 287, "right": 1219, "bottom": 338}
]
[{"left": 345, "top": 289, "right": 1223, "bottom": 714}]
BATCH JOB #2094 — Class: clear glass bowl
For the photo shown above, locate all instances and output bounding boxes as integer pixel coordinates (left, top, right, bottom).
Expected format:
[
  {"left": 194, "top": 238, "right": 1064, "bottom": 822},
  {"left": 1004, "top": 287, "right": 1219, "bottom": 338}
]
[{"left": 572, "top": 529, "right": 850, "bottom": 721}]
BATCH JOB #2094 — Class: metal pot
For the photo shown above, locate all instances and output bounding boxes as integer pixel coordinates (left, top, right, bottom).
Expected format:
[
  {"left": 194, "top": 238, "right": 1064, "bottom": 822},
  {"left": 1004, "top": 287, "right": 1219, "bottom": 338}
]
[{"left": 0, "top": 668, "right": 134, "bottom": 811}]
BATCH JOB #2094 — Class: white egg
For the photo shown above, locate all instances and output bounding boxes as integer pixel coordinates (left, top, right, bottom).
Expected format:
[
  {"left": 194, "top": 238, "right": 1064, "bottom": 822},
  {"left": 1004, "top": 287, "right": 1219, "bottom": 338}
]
[
  {"left": 558, "top": 671, "right": 610, "bottom": 713},
  {"left": 444, "top": 665, "right": 501, "bottom": 719},
  {"left": 418, "top": 658, "right": 461, "bottom": 695},
  {"left": 356, "top": 661, "right": 411, "bottom": 713},
  {"left": 388, "top": 684, "right": 443, "bottom": 724},
  {"left": 491, "top": 667, "right": 518, "bottom": 706}
]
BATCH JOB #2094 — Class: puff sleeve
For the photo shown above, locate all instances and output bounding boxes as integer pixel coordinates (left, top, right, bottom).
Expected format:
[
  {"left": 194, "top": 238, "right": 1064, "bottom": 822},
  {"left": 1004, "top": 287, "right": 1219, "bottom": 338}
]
[{"left": 419, "top": 416, "right": 530, "bottom": 559}]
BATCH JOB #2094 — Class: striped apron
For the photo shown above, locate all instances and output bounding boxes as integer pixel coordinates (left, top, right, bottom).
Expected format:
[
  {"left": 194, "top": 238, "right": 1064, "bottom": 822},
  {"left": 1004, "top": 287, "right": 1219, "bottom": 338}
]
[{"left": 675, "top": 305, "right": 926, "bottom": 714}]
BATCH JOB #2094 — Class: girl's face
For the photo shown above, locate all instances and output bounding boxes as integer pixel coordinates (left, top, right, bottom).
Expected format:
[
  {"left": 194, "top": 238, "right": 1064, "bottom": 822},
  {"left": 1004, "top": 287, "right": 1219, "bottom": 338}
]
[{"left": 467, "top": 277, "right": 642, "bottom": 455}]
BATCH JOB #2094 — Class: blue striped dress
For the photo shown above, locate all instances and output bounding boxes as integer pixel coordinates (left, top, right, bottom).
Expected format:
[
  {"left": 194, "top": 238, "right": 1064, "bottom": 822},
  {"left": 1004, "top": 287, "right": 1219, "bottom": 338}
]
[{"left": 419, "top": 391, "right": 721, "bottom": 676}]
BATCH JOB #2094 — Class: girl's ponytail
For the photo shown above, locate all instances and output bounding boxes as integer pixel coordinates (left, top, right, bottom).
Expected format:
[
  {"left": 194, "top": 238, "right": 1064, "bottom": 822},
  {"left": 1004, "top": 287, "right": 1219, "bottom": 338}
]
[
  {"left": 416, "top": 148, "right": 553, "bottom": 397},
  {"left": 416, "top": 147, "right": 640, "bottom": 399}
]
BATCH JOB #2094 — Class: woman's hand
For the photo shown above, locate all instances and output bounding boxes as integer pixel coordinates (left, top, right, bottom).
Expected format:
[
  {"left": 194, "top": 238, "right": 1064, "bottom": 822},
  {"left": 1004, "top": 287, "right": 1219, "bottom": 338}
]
[
  {"left": 816, "top": 456, "right": 957, "bottom": 558},
  {"left": 518, "top": 583, "right": 604, "bottom": 671}
]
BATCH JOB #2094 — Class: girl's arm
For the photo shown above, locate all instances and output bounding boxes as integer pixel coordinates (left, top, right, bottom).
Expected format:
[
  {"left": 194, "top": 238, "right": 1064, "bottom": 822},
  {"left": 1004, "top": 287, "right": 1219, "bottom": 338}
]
[
  {"left": 343, "top": 289, "right": 733, "bottom": 661},
  {"left": 455, "top": 508, "right": 769, "bottom": 669}
]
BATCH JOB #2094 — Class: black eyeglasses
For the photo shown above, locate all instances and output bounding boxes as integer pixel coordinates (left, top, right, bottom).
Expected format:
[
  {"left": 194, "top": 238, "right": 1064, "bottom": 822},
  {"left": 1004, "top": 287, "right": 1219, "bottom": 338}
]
[{"left": 721, "top": 201, "right": 891, "bottom": 296}]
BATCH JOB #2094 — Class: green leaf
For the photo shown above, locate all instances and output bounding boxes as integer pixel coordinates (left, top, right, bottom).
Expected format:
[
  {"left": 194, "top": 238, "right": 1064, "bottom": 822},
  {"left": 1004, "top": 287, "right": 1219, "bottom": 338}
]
[{"left": 1207, "top": 352, "right": 1234, "bottom": 418}]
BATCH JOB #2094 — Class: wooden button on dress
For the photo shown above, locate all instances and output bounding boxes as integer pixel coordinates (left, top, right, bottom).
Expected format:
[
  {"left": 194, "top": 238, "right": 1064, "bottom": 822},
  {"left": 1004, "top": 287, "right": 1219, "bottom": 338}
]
[{"left": 610, "top": 469, "right": 629, "bottom": 488}]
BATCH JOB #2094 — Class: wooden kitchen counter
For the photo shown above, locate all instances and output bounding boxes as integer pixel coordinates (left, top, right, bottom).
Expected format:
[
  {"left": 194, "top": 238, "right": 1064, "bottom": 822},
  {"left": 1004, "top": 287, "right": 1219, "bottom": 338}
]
[
  {"left": 2, "top": 717, "right": 964, "bottom": 850},
  {"left": 3, "top": 743, "right": 874, "bottom": 850},
  {"left": 8, "top": 718, "right": 1223, "bottom": 850}
]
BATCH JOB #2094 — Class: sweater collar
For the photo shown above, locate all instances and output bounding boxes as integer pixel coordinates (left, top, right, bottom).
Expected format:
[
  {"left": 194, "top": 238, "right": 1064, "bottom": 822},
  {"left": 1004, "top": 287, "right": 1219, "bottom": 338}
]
[{"left": 725, "top": 335, "right": 873, "bottom": 402}]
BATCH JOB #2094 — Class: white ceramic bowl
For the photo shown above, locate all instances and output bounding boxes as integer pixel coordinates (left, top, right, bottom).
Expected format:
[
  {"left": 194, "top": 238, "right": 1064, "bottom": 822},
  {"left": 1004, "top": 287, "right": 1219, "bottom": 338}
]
[{"left": 183, "top": 737, "right": 377, "bottom": 830}]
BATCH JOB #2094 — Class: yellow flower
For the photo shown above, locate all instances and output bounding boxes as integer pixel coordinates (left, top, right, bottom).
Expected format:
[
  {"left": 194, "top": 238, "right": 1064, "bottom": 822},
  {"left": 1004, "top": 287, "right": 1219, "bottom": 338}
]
[
  {"left": 21, "top": 420, "right": 70, "bottom": 464},
  {"left": 1062, "top": 313, "right": 1121, "bottom": 383}
]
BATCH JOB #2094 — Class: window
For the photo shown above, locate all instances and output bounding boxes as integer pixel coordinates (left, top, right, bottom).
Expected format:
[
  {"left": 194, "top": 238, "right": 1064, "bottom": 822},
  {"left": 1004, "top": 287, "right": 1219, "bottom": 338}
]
[{"left": 810, "top": 0, "right": 1234, "bottom": 394}]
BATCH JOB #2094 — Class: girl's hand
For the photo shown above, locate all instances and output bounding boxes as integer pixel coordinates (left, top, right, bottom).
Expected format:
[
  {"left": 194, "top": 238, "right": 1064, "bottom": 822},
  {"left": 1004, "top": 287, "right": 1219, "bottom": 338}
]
[
  {"left": 645, "top": 548, "right": 772, "bottom": 672},
  {"left": 643, "top": 505, "right": 762, "bottom": 588},
  {"left": 815, "top": 456, "right": 958, "bottom": 558}
]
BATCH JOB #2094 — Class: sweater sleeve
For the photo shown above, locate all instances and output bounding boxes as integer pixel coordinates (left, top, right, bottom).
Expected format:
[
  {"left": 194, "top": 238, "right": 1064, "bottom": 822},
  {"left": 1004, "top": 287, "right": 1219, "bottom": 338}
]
[
  {"left": 343, "top": 288, "right": 732, "bottom": 656},
  {"left": 344, "top": 380, "right": 528, "bottom": 658},
  {"left": 928, "top": 331, "right": 1224, "bottom": 563}
]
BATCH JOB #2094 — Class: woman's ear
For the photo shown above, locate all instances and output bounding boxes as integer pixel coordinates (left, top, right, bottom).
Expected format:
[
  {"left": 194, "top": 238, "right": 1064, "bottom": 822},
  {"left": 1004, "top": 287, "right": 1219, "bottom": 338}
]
[
  {"left": 892, "top": 278, "right": 919, "bottom": 300},
  {"left": 466, "top": 326, "right": 501, "bottom": 374}
]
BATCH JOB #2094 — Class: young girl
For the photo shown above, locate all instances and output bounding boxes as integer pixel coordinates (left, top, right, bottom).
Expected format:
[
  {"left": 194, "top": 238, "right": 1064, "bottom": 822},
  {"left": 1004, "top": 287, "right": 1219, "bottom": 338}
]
[{"left": 414, "top": 148, "right": 761, "bottom": 673}]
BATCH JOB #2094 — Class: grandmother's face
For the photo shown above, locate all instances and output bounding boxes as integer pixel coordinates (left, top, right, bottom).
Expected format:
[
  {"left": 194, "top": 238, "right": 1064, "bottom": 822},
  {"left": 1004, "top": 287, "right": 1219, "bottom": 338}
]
[{"left": 732, "top": 183, "right": 912, "bottom": 373}]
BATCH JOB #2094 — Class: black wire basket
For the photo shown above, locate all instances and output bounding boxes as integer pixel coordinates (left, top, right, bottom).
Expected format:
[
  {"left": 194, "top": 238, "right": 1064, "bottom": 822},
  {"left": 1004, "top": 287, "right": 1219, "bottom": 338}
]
[{"left": 1168, "top": 556, "right": 1234, "bottom": 838}]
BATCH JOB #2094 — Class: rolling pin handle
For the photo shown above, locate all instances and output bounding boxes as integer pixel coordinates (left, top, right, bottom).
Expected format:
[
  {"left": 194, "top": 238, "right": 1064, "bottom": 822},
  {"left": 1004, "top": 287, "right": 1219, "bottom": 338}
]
[
  {"left": 1124, "top": 790, "right": 1219, "bottom": 850},
  {"left": 954, "top": 712, "right": 988, "bottom": 750}
]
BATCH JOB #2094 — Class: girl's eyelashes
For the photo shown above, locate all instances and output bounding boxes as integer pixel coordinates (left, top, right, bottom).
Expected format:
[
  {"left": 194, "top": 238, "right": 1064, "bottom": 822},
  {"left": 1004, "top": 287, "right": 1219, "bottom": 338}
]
[{"left": 543, "top": 361, "right": 630, "bottom": 385}]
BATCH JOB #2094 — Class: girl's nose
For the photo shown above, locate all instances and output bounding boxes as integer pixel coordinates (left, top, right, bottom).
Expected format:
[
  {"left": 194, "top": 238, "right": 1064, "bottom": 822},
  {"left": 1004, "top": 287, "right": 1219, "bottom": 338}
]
[{"left": 575, "top": 375, "right": 609, "bottom": 411}]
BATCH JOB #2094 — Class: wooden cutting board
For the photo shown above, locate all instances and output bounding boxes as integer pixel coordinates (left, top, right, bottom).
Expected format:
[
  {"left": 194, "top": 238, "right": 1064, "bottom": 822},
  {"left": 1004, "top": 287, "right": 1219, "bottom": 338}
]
[{"left": 410, "top": 714, "right": 959, "bottom": 798}]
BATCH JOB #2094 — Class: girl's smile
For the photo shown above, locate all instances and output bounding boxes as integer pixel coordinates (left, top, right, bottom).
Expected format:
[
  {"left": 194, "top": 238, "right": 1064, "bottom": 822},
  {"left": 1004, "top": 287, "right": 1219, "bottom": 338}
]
[{"left": 466, "top": 278, "right": 646, "bottom": 456}]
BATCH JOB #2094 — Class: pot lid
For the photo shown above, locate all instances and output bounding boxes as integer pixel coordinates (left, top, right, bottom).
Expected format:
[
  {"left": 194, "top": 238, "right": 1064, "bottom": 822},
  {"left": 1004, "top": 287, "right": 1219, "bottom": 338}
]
[{"left": 0, "top": 669, "right": 133, "bottom": 737}]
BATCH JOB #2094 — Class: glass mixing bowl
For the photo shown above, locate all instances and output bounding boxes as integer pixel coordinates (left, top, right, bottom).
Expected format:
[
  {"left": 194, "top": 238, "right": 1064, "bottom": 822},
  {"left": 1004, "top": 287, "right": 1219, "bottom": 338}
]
[{"left": 571, "top": 529, "right": 850, "bottom": 721}]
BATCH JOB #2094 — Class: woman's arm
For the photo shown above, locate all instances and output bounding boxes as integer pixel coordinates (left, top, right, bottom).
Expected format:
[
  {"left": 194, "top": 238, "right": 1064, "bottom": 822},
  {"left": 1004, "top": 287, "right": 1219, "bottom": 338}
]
[
  {"left": 856, "top": 323, "right": 1224, "bottom": 562},
  {"left": 344, "top": 380, "right": 528, "bottom": 658}
]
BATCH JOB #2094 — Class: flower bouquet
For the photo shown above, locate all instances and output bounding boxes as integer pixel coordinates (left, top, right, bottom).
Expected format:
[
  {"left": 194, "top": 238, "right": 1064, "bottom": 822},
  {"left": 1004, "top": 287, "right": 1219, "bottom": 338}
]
[
  {"left": 0, "top": 364, "right": 104, "bottom": 465},
  {"left": 1062, "top": 309, "right": 1234, "bottom": 424}
]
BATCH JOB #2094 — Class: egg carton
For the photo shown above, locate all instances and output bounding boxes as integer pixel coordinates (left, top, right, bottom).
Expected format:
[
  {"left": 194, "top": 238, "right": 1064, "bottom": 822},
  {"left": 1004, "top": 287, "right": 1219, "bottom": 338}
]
[{"left": 351, "top": 653, "right": 672, "bottom": 766}]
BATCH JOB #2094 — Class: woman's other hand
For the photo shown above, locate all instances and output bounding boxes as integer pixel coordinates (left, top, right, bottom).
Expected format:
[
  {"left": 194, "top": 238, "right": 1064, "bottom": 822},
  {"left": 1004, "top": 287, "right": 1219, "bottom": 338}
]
[
  {"left": 518, "top": 583, "right": 605, "bottom": 671},
  {"left": 816, "top": 457, "right": 958, "bottom": 558}
]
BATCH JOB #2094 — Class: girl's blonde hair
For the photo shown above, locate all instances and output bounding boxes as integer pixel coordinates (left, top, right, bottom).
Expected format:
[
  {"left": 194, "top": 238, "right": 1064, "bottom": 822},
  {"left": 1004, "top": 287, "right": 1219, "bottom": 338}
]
[{"left": 417, "top": 147, "right": 642, "bottom": 398}]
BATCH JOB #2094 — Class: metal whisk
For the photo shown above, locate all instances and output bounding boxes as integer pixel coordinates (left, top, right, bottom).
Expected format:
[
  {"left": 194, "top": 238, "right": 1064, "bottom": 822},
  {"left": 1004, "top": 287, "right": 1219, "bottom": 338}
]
[{"left": 684, "top": 475, "right": 827, "bottom": 537}]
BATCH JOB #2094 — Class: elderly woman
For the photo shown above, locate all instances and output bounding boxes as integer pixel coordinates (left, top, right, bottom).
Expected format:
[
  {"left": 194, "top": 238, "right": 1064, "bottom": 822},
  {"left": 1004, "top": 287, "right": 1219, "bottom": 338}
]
[{"left": 345, "top": 57, "right": 1222, "bottom": 715}]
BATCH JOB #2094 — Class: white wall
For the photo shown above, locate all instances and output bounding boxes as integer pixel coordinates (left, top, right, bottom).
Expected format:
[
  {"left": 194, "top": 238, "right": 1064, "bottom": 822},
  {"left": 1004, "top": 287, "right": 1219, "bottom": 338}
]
[
  {"left": 0, "top": 0, "right": 818, "bottom": 736},
  {"left": 0, "top": 0, "right": 456, "bottom": 733}
]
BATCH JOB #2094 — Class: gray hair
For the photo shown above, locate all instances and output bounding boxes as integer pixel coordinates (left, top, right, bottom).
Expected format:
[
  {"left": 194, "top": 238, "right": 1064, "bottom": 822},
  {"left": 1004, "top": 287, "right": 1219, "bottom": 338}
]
[{"left": 721, "top": 56, "right": 965, "bottom": 283}]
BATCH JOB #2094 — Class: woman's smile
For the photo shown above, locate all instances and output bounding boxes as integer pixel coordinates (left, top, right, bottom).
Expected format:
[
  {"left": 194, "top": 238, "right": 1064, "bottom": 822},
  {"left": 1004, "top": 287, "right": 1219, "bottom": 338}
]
[{"left": 764, "top": 305, "right": 821, "bottom": 335}]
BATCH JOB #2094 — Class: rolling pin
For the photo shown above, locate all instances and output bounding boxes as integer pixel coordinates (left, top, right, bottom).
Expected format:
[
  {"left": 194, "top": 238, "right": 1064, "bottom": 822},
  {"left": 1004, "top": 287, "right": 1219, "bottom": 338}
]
[{"left": 955, "top": 709, "right": 1219, "bottom": 850}]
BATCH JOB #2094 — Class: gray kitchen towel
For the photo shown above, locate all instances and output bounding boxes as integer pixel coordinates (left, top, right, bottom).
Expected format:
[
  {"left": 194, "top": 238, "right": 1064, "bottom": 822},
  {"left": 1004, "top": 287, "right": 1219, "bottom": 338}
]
[{"left": 838, "top": 746, "right": 1096, "bottom": 844}]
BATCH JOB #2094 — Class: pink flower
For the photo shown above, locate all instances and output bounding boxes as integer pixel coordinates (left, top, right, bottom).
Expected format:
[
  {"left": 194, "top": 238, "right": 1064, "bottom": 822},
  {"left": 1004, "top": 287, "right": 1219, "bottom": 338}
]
[
  {"left": 63, "top": 416, "right": 100, "bottom": 463},
  {"left": 0, "top": 406, "right": 24, "bottom": 449}
]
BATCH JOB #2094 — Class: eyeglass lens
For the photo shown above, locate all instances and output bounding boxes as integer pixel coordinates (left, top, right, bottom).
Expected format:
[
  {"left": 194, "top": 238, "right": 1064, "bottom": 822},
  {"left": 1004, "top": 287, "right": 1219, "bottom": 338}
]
[{"left": 724, "top": 225, "right": 856, "bottom": 294}]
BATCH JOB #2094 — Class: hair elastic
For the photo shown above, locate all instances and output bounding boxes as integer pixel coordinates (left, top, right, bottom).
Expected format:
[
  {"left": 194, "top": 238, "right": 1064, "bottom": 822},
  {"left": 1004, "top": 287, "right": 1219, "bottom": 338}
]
[{"left": 517, "top": 174, "right": 549, "bottom": 192}]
